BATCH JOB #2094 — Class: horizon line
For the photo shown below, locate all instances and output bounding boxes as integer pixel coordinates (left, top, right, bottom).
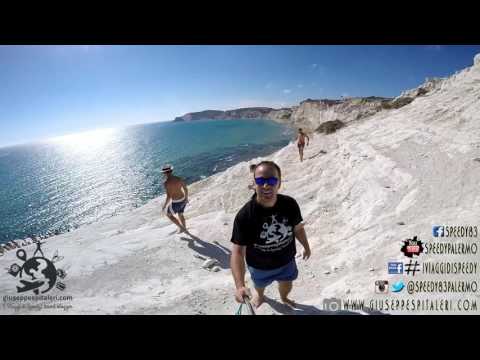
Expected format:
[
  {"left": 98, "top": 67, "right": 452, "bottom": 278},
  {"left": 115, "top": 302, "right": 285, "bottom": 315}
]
[{"left": 0, "top": 92, "right": 405, "bottom": 149}]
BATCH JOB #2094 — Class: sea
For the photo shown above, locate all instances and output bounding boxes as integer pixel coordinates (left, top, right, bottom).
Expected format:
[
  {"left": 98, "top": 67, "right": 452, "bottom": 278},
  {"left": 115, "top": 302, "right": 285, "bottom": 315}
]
[{"left": 0, "top": 119, "right": 294, "bottom": 244}]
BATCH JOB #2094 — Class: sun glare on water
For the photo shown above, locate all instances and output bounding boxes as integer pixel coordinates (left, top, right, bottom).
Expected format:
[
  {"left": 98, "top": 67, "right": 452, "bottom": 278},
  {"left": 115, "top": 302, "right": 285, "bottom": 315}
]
[{"left": 50, "top": 128, "right": 117, "bottom": 152}]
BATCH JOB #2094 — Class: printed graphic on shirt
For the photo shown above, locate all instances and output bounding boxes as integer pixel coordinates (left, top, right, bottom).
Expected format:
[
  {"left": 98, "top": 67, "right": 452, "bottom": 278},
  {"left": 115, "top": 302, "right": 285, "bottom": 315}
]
[{"left": 254, "top": 214, "right": 294, "bottom": 253}]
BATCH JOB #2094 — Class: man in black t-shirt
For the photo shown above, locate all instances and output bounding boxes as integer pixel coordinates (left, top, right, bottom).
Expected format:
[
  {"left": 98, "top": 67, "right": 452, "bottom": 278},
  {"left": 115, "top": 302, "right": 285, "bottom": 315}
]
[{"left": 230, "top": 161, "right": 311, "bottom": 309}]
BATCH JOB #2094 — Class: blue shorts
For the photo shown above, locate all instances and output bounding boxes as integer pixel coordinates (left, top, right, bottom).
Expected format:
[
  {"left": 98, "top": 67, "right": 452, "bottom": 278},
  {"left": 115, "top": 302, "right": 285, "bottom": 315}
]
[
  {"left": 247, "top": 259, "right": 298, "bottom": 289},
  {"left": 167, "top": 200, "right": 187, "bottom": 215}
]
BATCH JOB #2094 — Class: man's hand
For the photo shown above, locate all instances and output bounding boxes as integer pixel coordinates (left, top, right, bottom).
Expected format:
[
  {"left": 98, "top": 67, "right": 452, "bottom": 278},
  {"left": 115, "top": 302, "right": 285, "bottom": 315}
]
[
  {"left": 302, "top": 247, "right": 311, "bottom": 260},
  {"left": 235, "top": 286, "right": 251, "bottom": 303},
  {"left": 294, "top": 223, "right": 311, "bottom": 260}
]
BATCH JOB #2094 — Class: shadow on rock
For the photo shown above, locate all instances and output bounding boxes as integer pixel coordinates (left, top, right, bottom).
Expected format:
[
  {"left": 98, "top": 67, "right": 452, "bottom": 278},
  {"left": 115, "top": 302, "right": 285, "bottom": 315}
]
[
  {"left": 307, "top": 150, "right": 327, "bottom": 160},
  {"left": 180, "top": 234, "right": 231, "bottom": 270}
]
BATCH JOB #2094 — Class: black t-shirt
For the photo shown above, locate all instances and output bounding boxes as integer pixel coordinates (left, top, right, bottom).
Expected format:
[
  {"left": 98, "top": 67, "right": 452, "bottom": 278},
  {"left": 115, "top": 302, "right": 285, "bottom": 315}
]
[{"left": 231, "top": 194, "right": 303, "bottom": 270}]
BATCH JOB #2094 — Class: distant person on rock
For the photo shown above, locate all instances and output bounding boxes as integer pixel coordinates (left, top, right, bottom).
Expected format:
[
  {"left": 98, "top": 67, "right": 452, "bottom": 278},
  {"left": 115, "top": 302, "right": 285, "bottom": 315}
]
[
  {"left": 230, "top": 161, "right": 311, "bottom": 309},
  {"left": 161, "top": 164, "right": 189, "bottom": 234},
  {"left": 296, "top": 128, "right": 310, "bottom": 162},
  {"left": 247, "top": 164, "right": 256, "bottom": 190}
]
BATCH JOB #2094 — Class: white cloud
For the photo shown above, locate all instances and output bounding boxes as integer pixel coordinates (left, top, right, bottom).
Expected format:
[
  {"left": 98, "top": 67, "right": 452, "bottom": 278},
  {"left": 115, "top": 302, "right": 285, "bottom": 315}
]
[
  {"left": 426, "top": 45, "right": 443, "bottom": 51},
  {"left": 283, "top": 89, "right": 292, "bottom": 94},
  {"left": 311, "top": 63, "right": 318, "bottom": 69},
  {"left": 297, "top": 84, "right": 304, "bottom": 88},
  {"left": 265, "top": 82, "right": 273, "bottom": 89}
]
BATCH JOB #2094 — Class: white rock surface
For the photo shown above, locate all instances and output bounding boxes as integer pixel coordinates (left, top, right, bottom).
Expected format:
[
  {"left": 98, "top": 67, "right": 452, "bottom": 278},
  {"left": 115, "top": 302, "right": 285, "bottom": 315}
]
[{"left": 474, "top": 53, "right": 480, "bottom": 66}]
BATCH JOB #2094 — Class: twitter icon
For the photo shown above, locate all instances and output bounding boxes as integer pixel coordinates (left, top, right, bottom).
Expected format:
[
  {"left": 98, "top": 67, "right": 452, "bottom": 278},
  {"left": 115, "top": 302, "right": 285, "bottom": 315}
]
[{"left": 391, "top": 281, "right": 405, "bottom": 293}]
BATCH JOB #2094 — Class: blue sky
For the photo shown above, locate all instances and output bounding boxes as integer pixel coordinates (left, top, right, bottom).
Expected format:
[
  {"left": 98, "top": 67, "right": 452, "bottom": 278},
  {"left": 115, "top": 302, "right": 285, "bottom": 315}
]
[{"left": 1, "top": 45, "right": 480, "bottom": 147}]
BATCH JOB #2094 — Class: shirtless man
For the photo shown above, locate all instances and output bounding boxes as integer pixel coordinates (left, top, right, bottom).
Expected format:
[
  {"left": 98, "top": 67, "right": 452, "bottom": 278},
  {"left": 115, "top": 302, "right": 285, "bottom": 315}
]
[
  {"left": 161, "top": 164, "right": 189, "bottom": 233},
  {"left": 296, "top": 128, "right": 310, "bottom": 162}
]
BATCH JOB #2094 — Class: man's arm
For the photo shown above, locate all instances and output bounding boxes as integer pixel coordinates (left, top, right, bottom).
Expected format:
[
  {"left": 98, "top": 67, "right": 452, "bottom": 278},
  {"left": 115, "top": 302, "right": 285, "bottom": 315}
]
[
  {"left": 181, "top": 181, "right": 189, "bottom": 202},
  {"left": 294, "top": 223, "right": 311, "bottom": 260},
  {"left": 162, "top": 185, "right": 171, "bottom": 210},
  {"left": 230, "top": 244, "right": 250, "bottom": 302}
]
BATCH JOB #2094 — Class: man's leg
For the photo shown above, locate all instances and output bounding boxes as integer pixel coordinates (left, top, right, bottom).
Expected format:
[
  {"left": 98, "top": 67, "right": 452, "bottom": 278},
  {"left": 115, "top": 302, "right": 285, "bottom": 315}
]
[
  {"left": 252, "top": 287, "right": 266, "bottom": 308},
  {"left": 278, "top": 281, "right": 295, "bottom": 307},
  {"left": 167, "top": 213, "right": 184, "bottom": 231},
  {"left": 178, "top": 213, "right": 187, "bottom": 231}
]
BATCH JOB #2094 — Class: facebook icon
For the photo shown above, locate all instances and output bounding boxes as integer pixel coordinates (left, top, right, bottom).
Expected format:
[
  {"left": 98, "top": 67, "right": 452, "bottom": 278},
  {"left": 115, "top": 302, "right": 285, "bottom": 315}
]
[
  {"left": 433, "top": 226, "right": 444, "bottom": 237},
  {"left": 388, "top": 262, "right": 404, "bottom": 274}
]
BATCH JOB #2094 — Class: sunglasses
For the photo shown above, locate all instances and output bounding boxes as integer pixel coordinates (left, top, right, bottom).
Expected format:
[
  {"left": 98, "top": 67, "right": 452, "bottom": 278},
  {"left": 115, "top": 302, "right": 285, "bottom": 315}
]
[{"left": 254, "top": 176, "right": 279, "bottom": 186}]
